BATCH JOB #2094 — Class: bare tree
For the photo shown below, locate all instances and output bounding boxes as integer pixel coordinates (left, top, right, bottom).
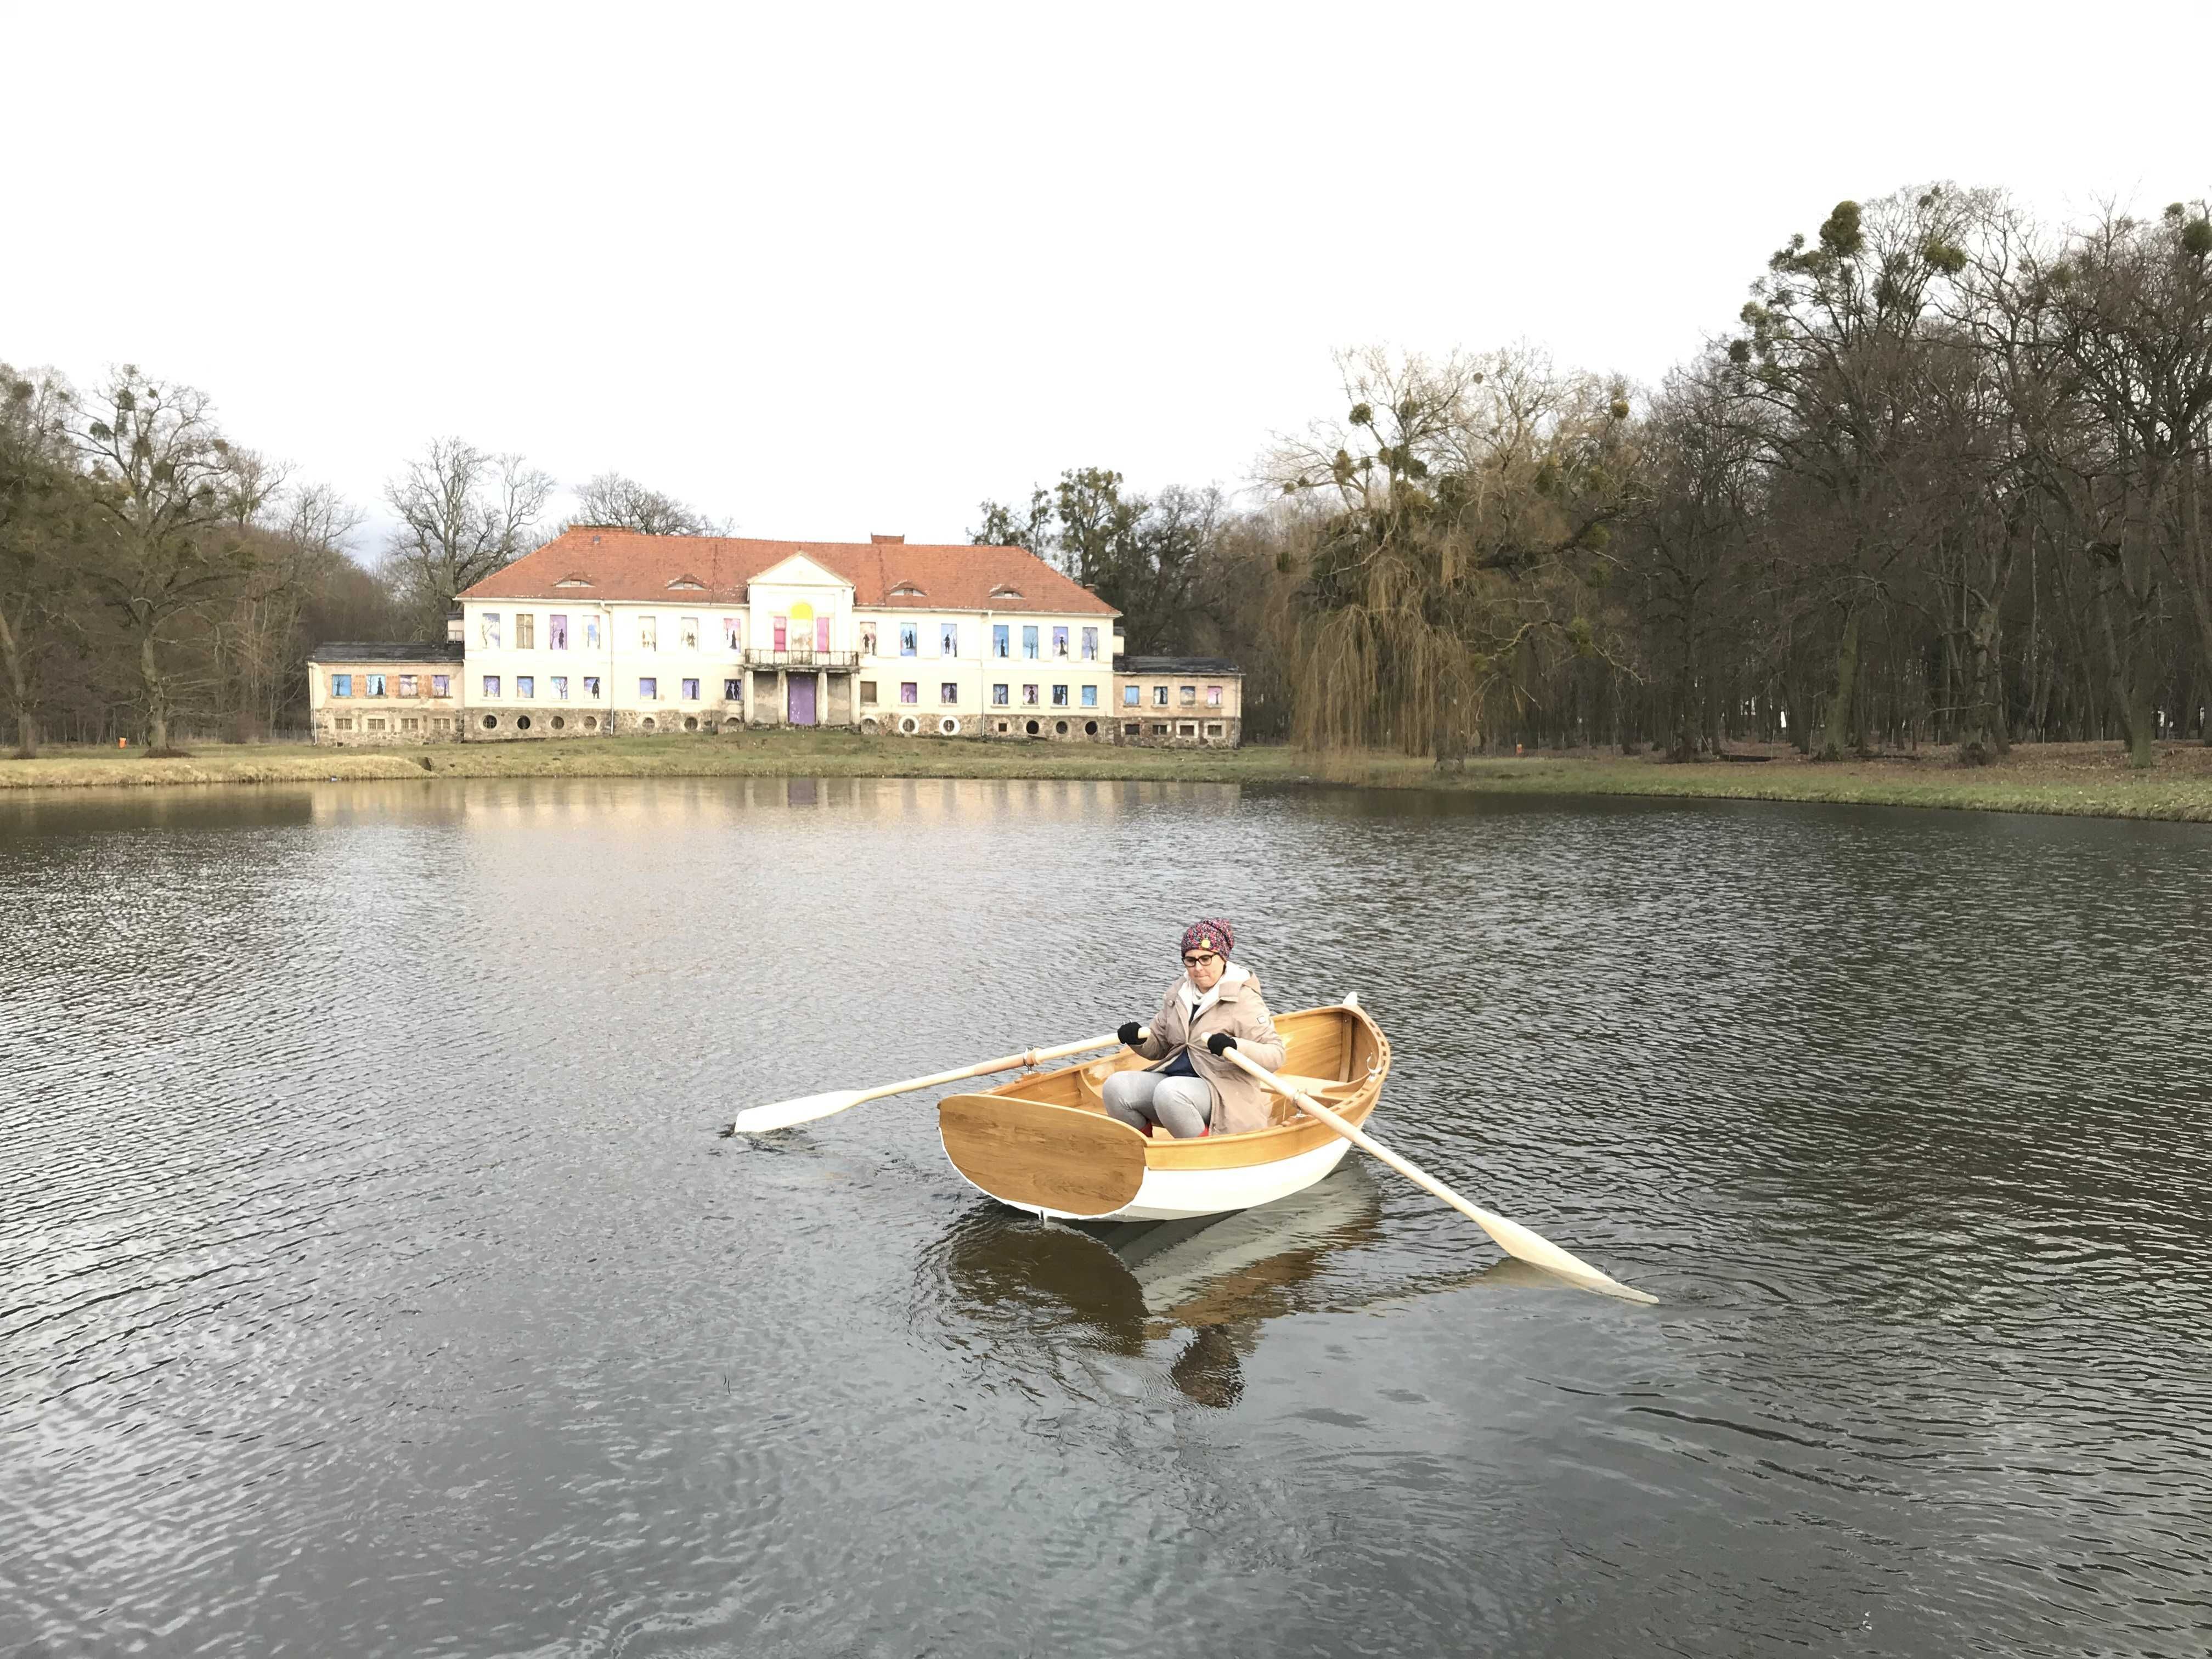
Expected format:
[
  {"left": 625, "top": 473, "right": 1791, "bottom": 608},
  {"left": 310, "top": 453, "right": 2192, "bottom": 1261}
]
[
  {"left": 383, "top": 437, "right": 555, "bottom": 637},
  {"left": 567, "top": 471, "right": 726, "bottom": 536},
  {"left": 0, "top": 364, "right": 87, "bottom": 755},
  {"left": 71, "top": 366, "right": 252, "bottom": 752}
]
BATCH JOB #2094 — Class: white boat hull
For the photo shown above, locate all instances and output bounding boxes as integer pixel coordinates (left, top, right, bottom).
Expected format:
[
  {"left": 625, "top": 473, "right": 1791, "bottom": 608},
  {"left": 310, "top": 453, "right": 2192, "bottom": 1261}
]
[{"left": 951, "top": 1132, "right": 1357, "bottom": 1222}]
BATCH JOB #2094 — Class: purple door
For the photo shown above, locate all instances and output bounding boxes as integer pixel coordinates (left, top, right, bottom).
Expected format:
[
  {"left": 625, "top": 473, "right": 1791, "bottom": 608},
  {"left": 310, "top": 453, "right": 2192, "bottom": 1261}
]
[{"left": 788, "top": 675, "right": 817, "bottom": 726}]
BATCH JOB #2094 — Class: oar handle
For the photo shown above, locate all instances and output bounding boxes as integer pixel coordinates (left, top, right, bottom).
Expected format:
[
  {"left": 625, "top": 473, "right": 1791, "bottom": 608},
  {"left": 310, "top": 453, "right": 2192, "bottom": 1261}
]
[{"left": 1217, "top": 1047, "right": 1656, "bottom": 1305}]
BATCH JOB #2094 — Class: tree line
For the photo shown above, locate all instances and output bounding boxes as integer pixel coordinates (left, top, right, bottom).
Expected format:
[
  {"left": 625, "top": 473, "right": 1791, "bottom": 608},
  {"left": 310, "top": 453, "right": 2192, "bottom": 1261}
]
[
  {"left": 979, "top": 185, "right": 2212, "bottom": 764},
  {"left": 0, "top": 360, "right": 721, "bottom": 753},
  {"left": 11, "top": 182, "right": 2210, "bottom": 762}
]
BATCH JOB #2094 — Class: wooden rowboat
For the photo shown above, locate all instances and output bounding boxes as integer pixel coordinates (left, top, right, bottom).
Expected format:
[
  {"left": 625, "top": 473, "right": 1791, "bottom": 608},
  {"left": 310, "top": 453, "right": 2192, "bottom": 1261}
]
[{"left": 937, "top": 997, "right": 1390, "bottom": 1222}]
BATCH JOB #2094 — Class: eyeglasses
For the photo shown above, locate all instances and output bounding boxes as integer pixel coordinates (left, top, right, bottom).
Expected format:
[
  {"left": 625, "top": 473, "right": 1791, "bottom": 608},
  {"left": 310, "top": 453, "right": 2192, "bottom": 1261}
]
[{"left": 1182, "top": 952, "right": 1221, "bottom": 968}]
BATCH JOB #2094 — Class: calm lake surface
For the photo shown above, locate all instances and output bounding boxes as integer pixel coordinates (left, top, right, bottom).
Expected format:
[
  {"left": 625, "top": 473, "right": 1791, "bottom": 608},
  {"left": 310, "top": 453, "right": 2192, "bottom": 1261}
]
[{"left": 3, "top": 777, "right": 2209, "bottom": 1658}]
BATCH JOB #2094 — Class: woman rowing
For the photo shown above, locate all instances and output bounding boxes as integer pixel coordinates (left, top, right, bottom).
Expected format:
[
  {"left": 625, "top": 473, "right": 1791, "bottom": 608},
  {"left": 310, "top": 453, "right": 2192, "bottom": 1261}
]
[{"left": 1105, "top": 918, "right": 1286, "bottom": 1139}]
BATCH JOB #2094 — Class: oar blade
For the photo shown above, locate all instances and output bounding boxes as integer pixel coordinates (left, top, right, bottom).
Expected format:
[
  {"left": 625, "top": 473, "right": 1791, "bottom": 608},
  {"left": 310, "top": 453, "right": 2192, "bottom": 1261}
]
[
  {"left": 729, "top": 1090, "right": 866, "bottom": 1135},
  {"left": 1474, "top": 1207, "right": 1658, "bottom": 1305}
]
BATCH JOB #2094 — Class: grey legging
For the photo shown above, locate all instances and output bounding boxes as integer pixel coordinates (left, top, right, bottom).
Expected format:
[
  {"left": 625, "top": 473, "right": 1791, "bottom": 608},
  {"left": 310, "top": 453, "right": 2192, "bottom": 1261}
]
[{"left": 1102, "top": 1070, "right": 1214, "bottom": 1138}]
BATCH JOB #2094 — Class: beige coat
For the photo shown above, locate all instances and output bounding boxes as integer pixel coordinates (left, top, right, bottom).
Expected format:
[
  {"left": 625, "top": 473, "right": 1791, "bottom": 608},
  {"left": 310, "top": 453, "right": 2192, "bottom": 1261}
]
[{"left": 1129, "top": 968, "right": 1287, "bottom": 1136}]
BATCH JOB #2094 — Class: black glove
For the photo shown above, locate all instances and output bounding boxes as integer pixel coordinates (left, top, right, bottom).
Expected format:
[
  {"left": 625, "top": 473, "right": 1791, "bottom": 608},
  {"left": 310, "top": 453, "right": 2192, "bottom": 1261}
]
[
  {"left": 1118, "top": 1021, "right": 1143, "bottom": 1047},
  {"left": 1205, "top": 1032, "right": 1237, "bottom": 1057}
]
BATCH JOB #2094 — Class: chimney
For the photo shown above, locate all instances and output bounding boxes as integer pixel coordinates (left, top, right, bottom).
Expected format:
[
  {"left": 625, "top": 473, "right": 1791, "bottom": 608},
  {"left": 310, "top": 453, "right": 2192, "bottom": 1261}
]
[{"left": 870, "top": 533, "right": 904, "bottom": 544}]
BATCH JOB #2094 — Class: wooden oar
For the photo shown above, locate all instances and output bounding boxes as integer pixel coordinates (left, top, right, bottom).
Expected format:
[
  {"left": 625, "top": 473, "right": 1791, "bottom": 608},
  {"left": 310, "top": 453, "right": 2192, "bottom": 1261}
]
[
  {"left": 1217, "top": 1046, "right": 1657, "bottom": 1305},
  {"left": 727, "top": 1028, "right": 1149, "bottom": 1135}
]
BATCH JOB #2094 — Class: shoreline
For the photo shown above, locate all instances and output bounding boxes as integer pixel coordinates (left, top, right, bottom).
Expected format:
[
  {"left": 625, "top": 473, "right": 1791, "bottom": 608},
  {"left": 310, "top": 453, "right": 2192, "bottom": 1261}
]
[{"left": 4, "top": 734, "right": 2211, "bottom": 822}]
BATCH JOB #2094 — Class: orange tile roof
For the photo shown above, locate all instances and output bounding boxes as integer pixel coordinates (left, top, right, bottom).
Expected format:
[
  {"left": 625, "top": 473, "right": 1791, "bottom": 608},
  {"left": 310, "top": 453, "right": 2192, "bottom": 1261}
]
[{"left": 459, "top": 528, "right": 1119, "bottom": 616}]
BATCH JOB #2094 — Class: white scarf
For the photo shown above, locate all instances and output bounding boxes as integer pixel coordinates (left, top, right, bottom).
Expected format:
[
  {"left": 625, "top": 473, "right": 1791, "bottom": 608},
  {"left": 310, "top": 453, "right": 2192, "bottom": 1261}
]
[{"left": 1178, "top": 960, "right": 1249, "bottom": 1023}]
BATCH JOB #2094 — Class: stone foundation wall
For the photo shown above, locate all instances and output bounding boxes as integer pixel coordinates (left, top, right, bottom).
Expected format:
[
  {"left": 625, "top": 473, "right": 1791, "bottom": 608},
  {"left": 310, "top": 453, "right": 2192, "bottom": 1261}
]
[
  {"left": 982, "top": 713, "right": 1112, "bottom": 741},
  {"left": 1113, "top": 715, "right": 1242, "bottom": 748},
  {"left": 315, "top": 712, "right": 464, "bottom": 745}
]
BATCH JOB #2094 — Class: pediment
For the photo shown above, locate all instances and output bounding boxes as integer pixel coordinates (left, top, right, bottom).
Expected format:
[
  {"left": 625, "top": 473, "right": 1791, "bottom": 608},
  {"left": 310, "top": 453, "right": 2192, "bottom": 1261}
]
[{"left": 753, "top": 553, "right": 849, "bottom": 589}]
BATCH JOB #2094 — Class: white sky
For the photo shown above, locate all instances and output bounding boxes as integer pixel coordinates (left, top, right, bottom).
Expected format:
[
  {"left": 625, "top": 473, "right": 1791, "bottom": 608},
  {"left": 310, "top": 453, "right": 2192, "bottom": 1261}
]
[{"left": 8, "top": 1, "right": 2209, "bottom": 555}]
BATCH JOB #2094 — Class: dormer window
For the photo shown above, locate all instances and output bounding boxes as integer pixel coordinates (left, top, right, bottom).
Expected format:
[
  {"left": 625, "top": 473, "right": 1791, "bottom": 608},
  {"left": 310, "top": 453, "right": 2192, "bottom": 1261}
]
[
  {"left": 668, "top": 575, "right": 706, "bottom": 590},
  {"left": 555, "top": 575, "right": 595, "bottom": 589},
  {"left": 889, "top": 583, "right": 926, "bottom": 599},
  {"left": 990, "top": 584, "right": 1023, "bottom": 600}
]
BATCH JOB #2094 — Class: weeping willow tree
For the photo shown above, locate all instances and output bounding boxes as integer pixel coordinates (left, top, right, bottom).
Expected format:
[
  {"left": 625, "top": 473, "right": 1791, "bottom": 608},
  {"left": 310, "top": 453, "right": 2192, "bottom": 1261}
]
[{"left": 1268, "top": 346, "right": 1643, "bottom": 758}]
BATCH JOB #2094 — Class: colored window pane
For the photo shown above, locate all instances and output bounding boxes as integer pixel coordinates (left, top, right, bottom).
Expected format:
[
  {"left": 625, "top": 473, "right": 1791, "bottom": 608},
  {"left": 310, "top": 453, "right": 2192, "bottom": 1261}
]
[
  {"left": 1082, "top": 628, "right": 1097, "bottom": 660},
  {"left": 680, "top": 616, "right": 699, "bottom": 649},
  {"left": 330, "top": 674, "right": 351, "bottom": 697},
  {"left": 681, "top": 679, "right": 699, "bottom": 699},
  {"left": 772, "top": 616, "right": 786, "bottom": 650},
  {"left": 816, "top": 617, "right": 830, "bottom": 652},
  {"left": 941, "top": 623, "right": 957, "bottom": 656},
  {"left": 552, "top": 676, "right": 569, "bottom": 699},
  {"left": 481, "top": 613, "right": 500, "bottom": 648},
  {"left": 1053, "top": 626, "right": 1068, "bottom": 657},
  {"left": 1052, "top": 684, "right": 1068, "bottom": 706},
  {"left": 640, "top": 616, "right": 658, "bottom": 650},
  {"left": 900, "top": 625, "right": 917, "bottom": 657},
  {"left": 432, "top": 675, "right": 449, "bottom": 696},
  {"left": 365, "top": 674, "right": 386, "bottom": 697},
  {"left": 940, "top": 682, "right": 957, "bottom": 704},
  {"left": 1081, "top": 685, "right": 1097, "bottom": 707},
  {"left": 1022, "top": 626, "right": 1038, "bottom": 658},
  {"left": 1022, "top": 684, "right": 1038, "bottom": 705},
  {"left": 583, "top": 676, "right": 601, "bottom": 697},
  {"left": 1122, "top": 685, "right": 1138, "bottom": 706},
  {"left": 992, "top": 624, "right": 1009, "bottom": 657},
  {"left": 397, "top": 675, "right": 418, "bottom": 697},
  {"left": 1207, "top": 685, "right": 1223, "bottom": 706},
  {"left": 483, "top": 676, "right": 500, "bottom": 697},
  {"left": 516, "top": 676, "right": 534, "bottom": 698},
  {"left": 724, "top": 679, "right": 741, "bottom": 699},
  {"left": 992, "top": 684, "right": 1009, "bottom": 706},
  {"left": 900, "top": 682, "right": 918, "bottom": 704},
  {"left": 640, "top": 678, "right": 657, "bottom": 698},
  {"left": 583, "top": 617, "right": 601, "bottom": 649},
  {"left": 549, "top": 614, "right": 568, "bottom": 649}
]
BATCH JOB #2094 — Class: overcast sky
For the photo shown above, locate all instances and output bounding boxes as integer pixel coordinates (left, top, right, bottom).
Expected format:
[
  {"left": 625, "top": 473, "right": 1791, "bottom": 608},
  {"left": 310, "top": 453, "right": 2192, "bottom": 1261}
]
[{"left": 8, "top": 2, "right": 2209, "bottom": 554}]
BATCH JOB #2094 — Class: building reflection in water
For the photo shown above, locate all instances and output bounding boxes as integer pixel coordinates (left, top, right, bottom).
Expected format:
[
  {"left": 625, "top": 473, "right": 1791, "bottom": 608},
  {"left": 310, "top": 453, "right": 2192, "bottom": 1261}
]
[{"left": 927, "top": 1169, "right": 1537, "bottom": 1408}]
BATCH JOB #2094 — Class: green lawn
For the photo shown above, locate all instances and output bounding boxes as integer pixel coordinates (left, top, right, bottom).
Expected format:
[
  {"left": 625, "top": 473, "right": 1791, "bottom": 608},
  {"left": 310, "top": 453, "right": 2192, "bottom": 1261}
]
[{"left": 6, "top": 732, "right": 2211, "bottom": 821}]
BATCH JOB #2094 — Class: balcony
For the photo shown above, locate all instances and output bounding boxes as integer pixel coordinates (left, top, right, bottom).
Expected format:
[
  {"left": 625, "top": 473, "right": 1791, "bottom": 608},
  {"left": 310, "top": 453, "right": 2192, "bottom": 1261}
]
[{"left": 743, "top": 648, "right": 859, "bottom": 671}]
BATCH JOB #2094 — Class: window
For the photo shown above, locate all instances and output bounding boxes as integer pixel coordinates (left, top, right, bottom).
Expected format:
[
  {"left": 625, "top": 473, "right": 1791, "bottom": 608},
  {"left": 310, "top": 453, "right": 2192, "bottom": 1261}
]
[
  {"left": 1122, "top": 685, "right": 1139, "bottom": 707},
  {"left": 992, "top": 624, "right": 1009, "bottom": 658},
  {"left": 680, "top": 616, "right": 699, "bottom": 650},
  {"left": 772, "top": 615, "right": 787, "bottom": 651},
  {"left": 860, "top": 680, "right": 878, "bottom": 706},
  {"left": 639, "top": 677, "right": 658, "bottom": 699},
  {"left": 1123, "top": 723, "right": 1139, "bottom": 737},
  {"left": 940, "top": 682, "right": 958, "bottom": 704},
  {"left": 1153, "top": 723, "right": 1169, "bottom": 734},
  {"left": 583, "top": 676, "right": 601, "bottom": 697},
  {"left": 552, "top": 676, "right": 569, "bottom": 699},
  {"left": 899, "top": 624, "right": 918, "bottom": 657},
  {"left": 992, "top": 684, "right": 1009, "bottom": 706},
  {"left": 1052, "top": 685, "right": 1069, "bottom": 707},
  {"left": 681, "top": 678, "right": 700, "bottom": 699},
  {"left": 584, "top": 616, "right": 601, "bottom": 650},
  {"left": 432, "top": 675, "right": 450, "bottom": 697},
  {"left": 391, "top": 674, "right": 414, "bottom": 698},
  {"left": 640, "top": 616, "right": 658, "bottom": 651},
  {"left": 1022, "top": 625, "right": 1039, "bottom": 659},
  {"left": 1022, "top": 684, "right": 1039, "bottom": 706},
  {"left": 480, "top": 613, "right": 501, "bottom": 648},
  {"left": 1180, "top": 685, "right": 1197, "bottom": 706},
  {"left": 483, "top": 675, "right": 501, "bottom": 698},
  {"left": 330, "top": 673, "right": 352, "bottom": 697},
  {"left": 816, "top": 616, "right": 830, "bottom": 652},
  {"left": 724, "top": 616, "right": 743, "bottom": 649},
  {"left": 515, "top": 613, "right": 535, "bottom": 649},
  {"left": 1207, "top": 685, "right": 1223, "bottom": 707},
  {"left": 1154, "top": 685, "right": 1169, "bottom": 706},
  {"left": 1052, "top": 626, "right": 1068, "bottom": 658},
  {"left": 335, "top": 717, "right": 353, "bottom": 731},
  {"left": 366, "top": 718, "right": 386, "bottom": 732},
  {"left": 365, "top": 673, "right": 386, "bottom": 697},
  {"left": 1205, "top": 723, "right": 1224, "bottom": 737},
  {"left": 900, "top": 682, "right": 918, "bottom": 704},
  {"left": 402, "top": 717, "right": 420, "bottom": 732},
  {"left": 1179, "top": 723, "right": 1198, "bottom": 737},
  {"left": 861, "top": 624, "right": 878, "bottom": 656},
  {"left": 1081, "top": 685, "right": 1098, "bottom": 707},
  {"left": 940, "top": 623, "right": 958, "bottom": 656},
  {"left": 724, "top": 679, "right": 741, "bottom": 700},
  {"left": 1081, "top": 627, "right": 1098, "bottom": 661},
  {"left": 550, "top": 614, "right": 568, "bottom": 650},
  {"left": 516, "top": 676, "right": 534, "bottom": 698}
]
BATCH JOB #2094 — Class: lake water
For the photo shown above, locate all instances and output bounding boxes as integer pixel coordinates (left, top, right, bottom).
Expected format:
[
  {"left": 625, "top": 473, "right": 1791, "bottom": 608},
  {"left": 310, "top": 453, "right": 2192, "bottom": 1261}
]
[{"left": 3, "top": 778, "right": 2208, "bottom": 1658}]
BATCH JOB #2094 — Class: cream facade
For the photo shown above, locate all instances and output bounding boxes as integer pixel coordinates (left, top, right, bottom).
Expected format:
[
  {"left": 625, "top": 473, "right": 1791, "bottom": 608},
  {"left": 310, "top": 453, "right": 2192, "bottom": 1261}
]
[
  {"left": 307, "top": 645, "right": 466, "bottom": 745},
  {"left": 458, "top": 551, "right": 1126, "bottom": 741},
  {"left": 1111, "top": 657, "right": 1245, "bottom": 747}
]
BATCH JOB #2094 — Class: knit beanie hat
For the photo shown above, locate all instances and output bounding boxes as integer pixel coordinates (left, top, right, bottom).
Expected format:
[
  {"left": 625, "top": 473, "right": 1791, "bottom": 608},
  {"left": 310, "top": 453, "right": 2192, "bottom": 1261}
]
[{"left": 1181, "top": 918, "right": 1234, "bottom": 958}]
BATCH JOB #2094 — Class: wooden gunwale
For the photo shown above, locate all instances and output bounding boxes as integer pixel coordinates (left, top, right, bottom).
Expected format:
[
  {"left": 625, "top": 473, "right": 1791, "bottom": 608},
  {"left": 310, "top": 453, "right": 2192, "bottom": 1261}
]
[{"left": 976, "top": 1002, "right": 1391, "bottom": 1173}]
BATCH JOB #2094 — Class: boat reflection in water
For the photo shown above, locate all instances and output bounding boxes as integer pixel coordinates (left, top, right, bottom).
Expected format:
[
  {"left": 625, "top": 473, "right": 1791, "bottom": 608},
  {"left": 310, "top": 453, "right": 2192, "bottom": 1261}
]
[{"left": 925, "top": 1167, "right": 1537, "bottom": 1407}]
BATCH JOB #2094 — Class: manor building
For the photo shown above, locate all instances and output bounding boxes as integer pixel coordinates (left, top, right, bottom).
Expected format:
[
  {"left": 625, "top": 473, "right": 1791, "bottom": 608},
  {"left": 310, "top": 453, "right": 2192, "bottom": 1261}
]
[{"left": 452, "top": 527, "right": 1121, "bottom": 740}]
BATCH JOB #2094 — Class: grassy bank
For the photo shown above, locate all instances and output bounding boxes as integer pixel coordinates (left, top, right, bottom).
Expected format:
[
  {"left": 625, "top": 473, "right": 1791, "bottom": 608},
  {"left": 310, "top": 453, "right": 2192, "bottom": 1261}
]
[{"left": 5, "top": 732, "right": 2212, "bottom": 821}]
